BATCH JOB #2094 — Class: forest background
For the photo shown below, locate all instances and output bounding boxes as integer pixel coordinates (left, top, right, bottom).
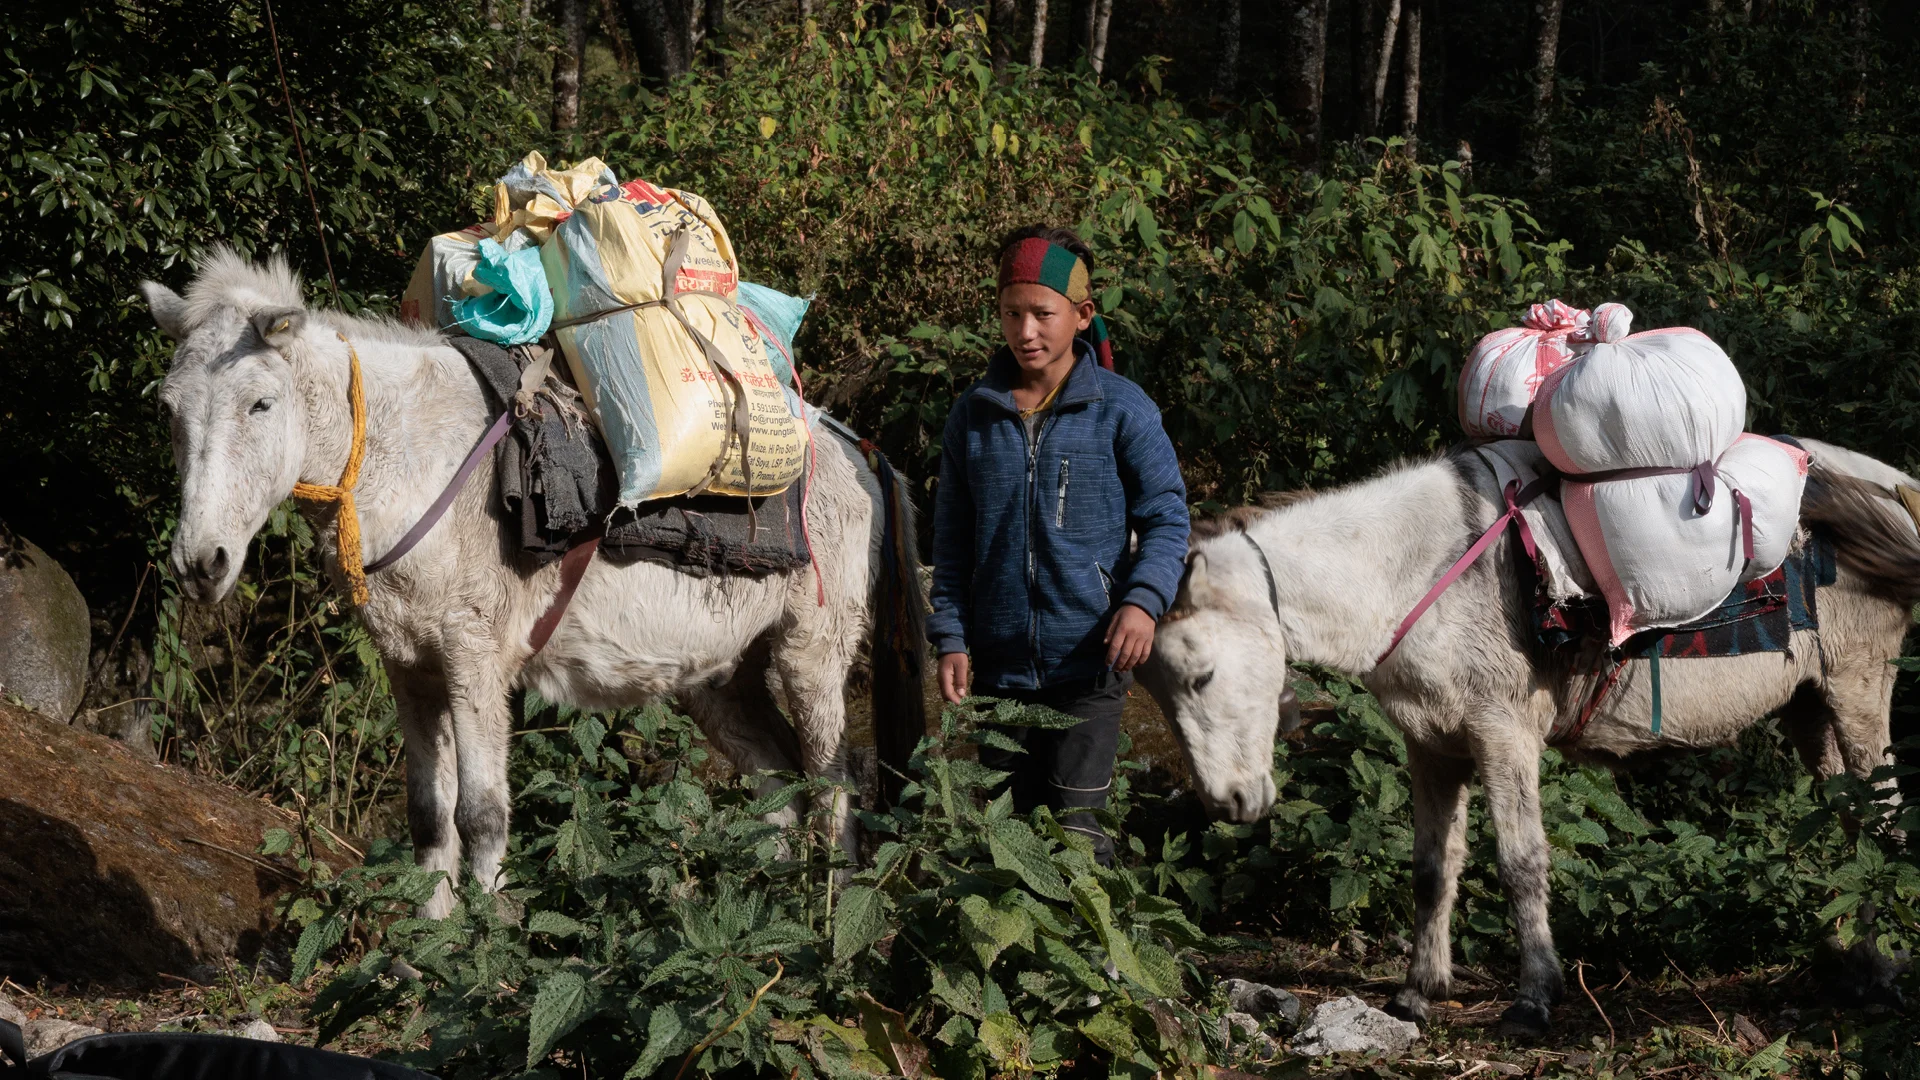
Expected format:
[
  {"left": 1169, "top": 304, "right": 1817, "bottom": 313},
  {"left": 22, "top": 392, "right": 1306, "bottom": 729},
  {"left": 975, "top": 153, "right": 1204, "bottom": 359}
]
[{"left": 4, "top": 0, "right": 1920, "bottom": 1075}]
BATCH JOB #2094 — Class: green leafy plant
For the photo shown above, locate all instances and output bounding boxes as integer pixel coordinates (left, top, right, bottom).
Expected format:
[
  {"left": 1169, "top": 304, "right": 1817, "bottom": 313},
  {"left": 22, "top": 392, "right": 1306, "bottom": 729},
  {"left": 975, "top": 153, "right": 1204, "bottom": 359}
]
[{"left": 298, "top": 698, "right": 1226, "bottom": 1079}]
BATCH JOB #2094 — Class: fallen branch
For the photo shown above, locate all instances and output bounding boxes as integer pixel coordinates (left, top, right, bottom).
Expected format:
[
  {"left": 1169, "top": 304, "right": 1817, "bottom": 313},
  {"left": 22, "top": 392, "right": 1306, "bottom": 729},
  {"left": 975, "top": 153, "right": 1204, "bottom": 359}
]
[
  {"left": 1665, "top": 954, "right": 1728, "bottom": 1045},
  {"left": 1575, "top": 960, "right": 1615, "bottom": 1047},
  {"left": 182, "top": 836, "right": 301, "bottom": 882}
]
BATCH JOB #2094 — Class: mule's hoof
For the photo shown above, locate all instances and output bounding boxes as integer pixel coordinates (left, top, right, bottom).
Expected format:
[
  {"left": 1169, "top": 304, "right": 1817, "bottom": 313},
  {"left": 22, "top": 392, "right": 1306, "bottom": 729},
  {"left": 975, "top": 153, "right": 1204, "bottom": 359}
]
[
  {"left": 1496, "top": 999, "right": 1552, "bottom": 1039},
  {"left": 1384, "top": 988, "right": 1430, "bottom": 1026}
]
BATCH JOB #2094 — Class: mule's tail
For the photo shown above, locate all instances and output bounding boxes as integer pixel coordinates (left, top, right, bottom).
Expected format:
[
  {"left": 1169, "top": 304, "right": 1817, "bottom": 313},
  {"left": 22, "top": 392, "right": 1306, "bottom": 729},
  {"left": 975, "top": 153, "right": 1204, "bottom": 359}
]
[
  {"left": 1801, "top": 456, "right": 1920, "bottom": 607},
  {"left": 859, "top": 442, "right": 928, "bottom": 810}
]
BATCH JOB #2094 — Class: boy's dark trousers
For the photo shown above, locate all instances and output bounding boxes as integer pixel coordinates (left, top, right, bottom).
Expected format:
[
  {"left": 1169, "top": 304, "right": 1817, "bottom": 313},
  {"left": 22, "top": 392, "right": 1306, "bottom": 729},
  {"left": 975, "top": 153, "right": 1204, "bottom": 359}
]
[{"left": 976, "top": 671, "right": 1131, "bottom": 866}]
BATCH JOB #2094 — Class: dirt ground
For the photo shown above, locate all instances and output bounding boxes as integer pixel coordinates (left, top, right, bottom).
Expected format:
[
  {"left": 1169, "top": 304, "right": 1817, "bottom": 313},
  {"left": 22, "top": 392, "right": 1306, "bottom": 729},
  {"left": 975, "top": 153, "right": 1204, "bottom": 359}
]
[{"left": 6, "top": 933, "right": 1883, "bottom": 1078}]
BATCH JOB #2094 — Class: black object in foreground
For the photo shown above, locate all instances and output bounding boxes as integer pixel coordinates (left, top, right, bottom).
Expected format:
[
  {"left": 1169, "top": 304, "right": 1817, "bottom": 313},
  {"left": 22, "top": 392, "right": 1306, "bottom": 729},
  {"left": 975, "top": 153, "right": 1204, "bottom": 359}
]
[{"left": 0, "top": 1019, "right": 437, "bottom": 1080}]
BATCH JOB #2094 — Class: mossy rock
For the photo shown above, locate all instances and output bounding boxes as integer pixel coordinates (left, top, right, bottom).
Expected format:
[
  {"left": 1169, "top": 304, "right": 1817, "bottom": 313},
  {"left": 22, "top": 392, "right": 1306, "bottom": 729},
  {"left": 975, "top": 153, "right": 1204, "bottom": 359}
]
[{"left": 0, "top": 521, "right": 90, "bottom": 721}]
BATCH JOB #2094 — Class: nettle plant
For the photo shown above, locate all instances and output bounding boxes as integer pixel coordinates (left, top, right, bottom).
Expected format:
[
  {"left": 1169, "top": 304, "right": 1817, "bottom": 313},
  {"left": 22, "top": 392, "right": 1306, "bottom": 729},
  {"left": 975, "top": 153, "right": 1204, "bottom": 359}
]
[{"left": 296, "top": 699, "right": 1226, "bottom": 1080}]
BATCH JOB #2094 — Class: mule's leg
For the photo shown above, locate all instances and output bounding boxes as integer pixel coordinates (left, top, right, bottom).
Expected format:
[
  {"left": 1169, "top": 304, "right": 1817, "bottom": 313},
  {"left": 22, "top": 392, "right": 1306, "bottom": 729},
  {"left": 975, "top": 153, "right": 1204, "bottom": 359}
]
[
  {"left": 1388, "top": 744, "right": 1475, "bottom": 1025},
  {"left": 1824, "top": 655, "right": 1901, "bottom": 786},
  {"left": 1475, "top": 729, "right": 1564, "bottom": 1036},
  {"left": 1782, "top": 682, "right": 1846, "bottom": 780},
  {"left": 681, "top": 637, "right": 806, "bottom": 829},
  {"left": 444, "top": 640, "right": 516, "bottom": 902},
  {"left": 391, "top": 664, "right": 462, "bottom": 920},
  {"left": 1823, "top": 651, "right": 1906, "bottom": 840},
  {"left": 772, "top": 616, "right": 862, "bottom": 862}
]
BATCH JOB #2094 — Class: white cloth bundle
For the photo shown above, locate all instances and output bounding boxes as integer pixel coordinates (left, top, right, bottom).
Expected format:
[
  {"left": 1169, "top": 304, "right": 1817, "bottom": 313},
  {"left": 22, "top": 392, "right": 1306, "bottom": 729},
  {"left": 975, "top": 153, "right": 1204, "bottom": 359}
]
[{"left": 1457, "top": 300, "right": 1595, "bottom": 438}]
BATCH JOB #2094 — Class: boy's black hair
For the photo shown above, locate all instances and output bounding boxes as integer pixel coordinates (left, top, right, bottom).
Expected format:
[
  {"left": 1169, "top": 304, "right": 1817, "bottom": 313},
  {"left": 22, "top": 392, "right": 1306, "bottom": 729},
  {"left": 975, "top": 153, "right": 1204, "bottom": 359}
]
[{"left": 995, "top": 224, "right": 1094, "bottom": 271}]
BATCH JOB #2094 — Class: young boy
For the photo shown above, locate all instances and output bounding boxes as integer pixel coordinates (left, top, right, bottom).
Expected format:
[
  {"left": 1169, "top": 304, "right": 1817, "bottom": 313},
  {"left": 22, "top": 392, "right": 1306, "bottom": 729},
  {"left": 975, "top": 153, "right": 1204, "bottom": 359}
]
[{"left": 926, "top": 225, "right": 1190, "bottom": 865}]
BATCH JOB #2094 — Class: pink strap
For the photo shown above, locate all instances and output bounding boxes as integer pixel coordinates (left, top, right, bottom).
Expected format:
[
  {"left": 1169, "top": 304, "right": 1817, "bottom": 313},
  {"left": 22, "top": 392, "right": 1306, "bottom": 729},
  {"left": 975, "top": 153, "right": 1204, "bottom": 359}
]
[
  {"left": 1732, "top": 487, "right": 1754, "bottom": 561},
  {"left": 1378, "top": 476, "right": 1553, "bottom": 665}
]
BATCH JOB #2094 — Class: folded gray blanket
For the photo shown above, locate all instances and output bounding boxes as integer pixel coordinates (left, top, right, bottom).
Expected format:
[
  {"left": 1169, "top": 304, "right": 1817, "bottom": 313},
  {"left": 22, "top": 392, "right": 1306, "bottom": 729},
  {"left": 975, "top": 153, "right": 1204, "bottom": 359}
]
[{"left": 448, "top": 336, "right": 810, "bottom": 576}]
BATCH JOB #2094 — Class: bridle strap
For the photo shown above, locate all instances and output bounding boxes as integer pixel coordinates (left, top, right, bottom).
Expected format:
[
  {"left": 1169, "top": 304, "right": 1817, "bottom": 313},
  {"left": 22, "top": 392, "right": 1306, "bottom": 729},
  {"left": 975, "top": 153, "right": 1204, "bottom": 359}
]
[{"left": 1240, "top": 530, "right": 1283, "bottom": 626}]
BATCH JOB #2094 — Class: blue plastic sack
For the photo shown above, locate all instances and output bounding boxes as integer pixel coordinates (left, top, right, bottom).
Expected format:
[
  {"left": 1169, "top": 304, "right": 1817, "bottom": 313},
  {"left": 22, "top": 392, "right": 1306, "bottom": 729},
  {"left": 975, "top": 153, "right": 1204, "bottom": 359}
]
[
  {"left": 454, "top": 238, "right": 553, "bottom": 345},
  {"left": 736, "top": 280, "right": 811, "bottom": 386}
]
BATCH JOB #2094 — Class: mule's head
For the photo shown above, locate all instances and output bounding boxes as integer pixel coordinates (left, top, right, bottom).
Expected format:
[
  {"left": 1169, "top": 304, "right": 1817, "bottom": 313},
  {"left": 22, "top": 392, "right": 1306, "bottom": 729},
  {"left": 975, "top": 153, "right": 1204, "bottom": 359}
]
[
  {"left": 1138, "top": 544, "right": 1293, "bottom": 823},
  {"left": 143, "top": 251, "right": 312, "bottom": 602}
]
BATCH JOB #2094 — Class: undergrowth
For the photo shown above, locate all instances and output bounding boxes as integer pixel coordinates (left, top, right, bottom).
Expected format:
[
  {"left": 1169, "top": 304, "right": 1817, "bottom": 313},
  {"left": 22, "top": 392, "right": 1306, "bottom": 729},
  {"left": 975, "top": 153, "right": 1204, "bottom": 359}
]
[
  {"left": 281, "top": 677, "right": 1920, "bottom": 1079},
  {"left": 293, "top": 698, "right": 1229, "bottom": 1080}
]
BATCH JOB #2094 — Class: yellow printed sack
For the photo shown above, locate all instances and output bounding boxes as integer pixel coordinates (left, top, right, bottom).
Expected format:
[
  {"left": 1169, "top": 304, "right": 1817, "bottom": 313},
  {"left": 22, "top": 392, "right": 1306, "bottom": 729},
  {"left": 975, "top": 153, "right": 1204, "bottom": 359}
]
[{"left": 541, "top": 177, "right": 808, "bottom": 503}]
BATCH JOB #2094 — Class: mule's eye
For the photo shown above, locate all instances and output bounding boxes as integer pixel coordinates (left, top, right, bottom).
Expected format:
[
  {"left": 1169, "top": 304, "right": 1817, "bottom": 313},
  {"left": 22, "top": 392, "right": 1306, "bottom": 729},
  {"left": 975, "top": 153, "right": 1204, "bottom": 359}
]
[
  {"left": 250, "top": 397, "right": 274, "bottom": 415},
  {"left": 1192, "top": 672, "right": 1214, "bottom": 692}
]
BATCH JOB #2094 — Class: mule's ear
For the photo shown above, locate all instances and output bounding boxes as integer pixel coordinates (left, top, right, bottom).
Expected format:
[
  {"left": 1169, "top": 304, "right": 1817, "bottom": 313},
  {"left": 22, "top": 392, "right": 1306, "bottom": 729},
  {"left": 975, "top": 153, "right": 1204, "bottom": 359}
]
[
  {"left": 142, "top": 281, "right": 190, "bottom": 340},
  {"left": 250, "top": 307, "right": 307, "bottom": 352},
  {"left": 1182, "top": 551, "right": 1217, "bottom": 608}
]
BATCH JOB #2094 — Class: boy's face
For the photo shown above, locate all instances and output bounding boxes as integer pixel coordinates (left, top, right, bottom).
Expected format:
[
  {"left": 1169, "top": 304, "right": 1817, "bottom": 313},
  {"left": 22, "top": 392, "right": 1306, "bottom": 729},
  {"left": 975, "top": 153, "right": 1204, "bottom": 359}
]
[{"left": 998, "top": 284, "right": 1095, "bottom": 377}]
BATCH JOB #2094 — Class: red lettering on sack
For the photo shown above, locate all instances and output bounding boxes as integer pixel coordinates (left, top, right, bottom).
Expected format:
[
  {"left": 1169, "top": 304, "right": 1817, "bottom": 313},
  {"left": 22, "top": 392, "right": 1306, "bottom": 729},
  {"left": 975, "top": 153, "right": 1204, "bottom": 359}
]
[{"left": 620, "top": 179, "right": 671, "bottom": 206}]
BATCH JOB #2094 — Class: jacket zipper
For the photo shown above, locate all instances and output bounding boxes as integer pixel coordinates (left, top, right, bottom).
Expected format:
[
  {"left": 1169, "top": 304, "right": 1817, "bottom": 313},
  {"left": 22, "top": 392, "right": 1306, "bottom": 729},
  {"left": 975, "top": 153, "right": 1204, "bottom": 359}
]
[
  {"left": 1055, "top": 458, "right": 1071, "bottom": 528},
  {"left": 1025, "top": 414, "right": 1053, "bottom": 676}
]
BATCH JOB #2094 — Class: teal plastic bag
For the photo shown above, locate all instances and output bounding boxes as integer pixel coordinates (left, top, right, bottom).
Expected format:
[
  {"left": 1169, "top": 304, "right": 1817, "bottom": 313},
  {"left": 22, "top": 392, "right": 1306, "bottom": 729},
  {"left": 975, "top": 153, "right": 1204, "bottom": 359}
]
[
  {"left": 454, "top": 238, "right": 553, "bottom": 345},
  {"left": 736, "top": 280, "right": 811, "bottom": 386}
]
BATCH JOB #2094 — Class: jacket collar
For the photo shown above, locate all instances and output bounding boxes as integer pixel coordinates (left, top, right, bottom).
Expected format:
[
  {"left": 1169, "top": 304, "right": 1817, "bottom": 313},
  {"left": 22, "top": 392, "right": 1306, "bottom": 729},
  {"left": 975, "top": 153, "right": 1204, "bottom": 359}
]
[{"left": 969, "top": 339, "right": 1105, "bottom": 415}]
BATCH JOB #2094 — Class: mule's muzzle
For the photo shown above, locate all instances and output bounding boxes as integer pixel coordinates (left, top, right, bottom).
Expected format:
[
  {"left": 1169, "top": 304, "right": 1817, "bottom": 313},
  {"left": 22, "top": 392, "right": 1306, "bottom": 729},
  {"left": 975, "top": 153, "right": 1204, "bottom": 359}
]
[
  {"left": 174, "top": 543, "right": 237, "bottom": 602},
  {"left": 1203, "top": 770, "right": 1277, "bottom": 825}
]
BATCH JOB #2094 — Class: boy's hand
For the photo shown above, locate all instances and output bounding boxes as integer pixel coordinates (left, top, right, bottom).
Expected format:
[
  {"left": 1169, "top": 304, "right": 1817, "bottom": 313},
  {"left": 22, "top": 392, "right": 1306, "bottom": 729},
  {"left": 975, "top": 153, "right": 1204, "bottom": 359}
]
[
  {"left": 1105, "top": 604, "right": 1157, "bottom": 672},
  {"left": 938, "top": 651, "right": 971, "bottom": 704}
]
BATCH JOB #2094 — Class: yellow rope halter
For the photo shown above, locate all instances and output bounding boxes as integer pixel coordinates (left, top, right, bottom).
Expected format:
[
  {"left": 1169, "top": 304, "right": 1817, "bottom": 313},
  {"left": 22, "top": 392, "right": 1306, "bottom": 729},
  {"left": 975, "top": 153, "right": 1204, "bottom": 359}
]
[{"left": 291, "top": 332, "right": 371, "bottom": 606}]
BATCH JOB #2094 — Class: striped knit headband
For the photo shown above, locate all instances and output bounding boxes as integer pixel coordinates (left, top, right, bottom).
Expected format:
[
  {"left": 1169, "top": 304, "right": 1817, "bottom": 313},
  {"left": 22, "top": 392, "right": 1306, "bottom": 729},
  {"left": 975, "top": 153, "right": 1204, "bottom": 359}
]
[{"left": 997, "top": 237, "right": 1114, "bottom": 370}]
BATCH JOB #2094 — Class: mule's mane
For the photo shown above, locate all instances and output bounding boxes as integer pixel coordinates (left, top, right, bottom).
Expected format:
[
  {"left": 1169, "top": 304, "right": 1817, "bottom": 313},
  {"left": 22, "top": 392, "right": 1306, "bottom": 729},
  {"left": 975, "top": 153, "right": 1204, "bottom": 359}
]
[
  {"left": 1188, "top": 452, "right": 1464, "bottom": 545},
  {"left": 183, "top": 246, "right": 444, "bottom": 350},
  {"left": 1187, "top": 490, "right": 1317, "bottom": 540}
]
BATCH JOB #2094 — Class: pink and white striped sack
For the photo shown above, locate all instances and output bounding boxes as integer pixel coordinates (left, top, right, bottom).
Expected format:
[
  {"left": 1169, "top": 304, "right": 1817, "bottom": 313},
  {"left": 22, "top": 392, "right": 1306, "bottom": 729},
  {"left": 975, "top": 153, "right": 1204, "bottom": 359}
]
[
  {"left": 1457, "top": 300, "right": 1608, "bottom": 438},
  {"left": 1531, "top": 309, "right": 1807, "bottom": 643}
]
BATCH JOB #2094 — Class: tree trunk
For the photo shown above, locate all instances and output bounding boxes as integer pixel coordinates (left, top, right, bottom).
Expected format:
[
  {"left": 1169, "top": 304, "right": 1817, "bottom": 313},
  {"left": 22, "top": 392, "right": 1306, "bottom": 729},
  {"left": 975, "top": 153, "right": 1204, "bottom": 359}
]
[
  {"left": 1848, "top": 0, "right": 1871, "bottom": 115},
  {"left": 1400, "top": 1, "right": 1422, "bottom": 156},
  {"left": 1370, "top": 0, "right": 1403, "bottom": 135},
  {"left": 1089, "top": 0, "right": 1113, "bottom": 75},
  {"left": 991, "top": 0, "right": 1019, "bottom": 73},
  {"left": 797, "top": 0, "right": 812, "bottom": 22},
  {"left": 1528, "top": 0, "right": 1564, "bottom": 184},
  {"left": 1029, "top": 0, "right": 1049, "bottom": 69},
  {"left": 1280, "top": 0, "right": 1329, "bottom": 162},
  {"left": 597, "top": 0, "right": 636, "bottom": 68},
  {"left": 1214, "top": 0, "right": 1242, "bottom": 96},
  {"left": 552, "top": 0, "right": 587, "bottom": 131},
  {"left": 622, "top": 0, "right": 690, "bottom": 83},
  {"left": 1350, "top": 0, "right": 1373, "bottom": 138},
  {"left": 684, "top": 0, "right": 705, "bottom": 55},
  {"left": 706, "top": 0, "right": 725, "bottom": 41}
]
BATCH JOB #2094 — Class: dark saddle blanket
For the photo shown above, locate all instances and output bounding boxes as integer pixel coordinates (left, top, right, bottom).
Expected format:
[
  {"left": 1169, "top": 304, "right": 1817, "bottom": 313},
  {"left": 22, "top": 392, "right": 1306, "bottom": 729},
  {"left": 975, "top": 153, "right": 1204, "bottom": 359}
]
[
  {"left": 449, "top": 337, "right": 810, "bottom": 575},
  {"left": 1532, "top": 531, "right": 1837, "bottom": 660}
]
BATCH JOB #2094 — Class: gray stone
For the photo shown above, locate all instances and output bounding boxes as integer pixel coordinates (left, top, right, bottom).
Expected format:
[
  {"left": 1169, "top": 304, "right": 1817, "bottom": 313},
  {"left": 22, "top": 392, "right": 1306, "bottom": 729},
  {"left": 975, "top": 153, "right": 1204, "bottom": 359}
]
[
  {"left": 0, "top": 523, "right": 90, "bottom": 722},
  {"left": 24, "top": 1018, "right": 103, "bottom": 1058},
  {"left": 237, "top": 1018, "right": 281, "bottom": 1042},
  {"left": 1288, "top": 995, "right": 1421, "bottom": 1057},
  {"left": 1217, "top": 1011, "right": 1280, "bottom": 1061},
  {"left": 1223, "top": 978, "right": 1303, "bottom": 1032},
  {"left": 1219, "top": 1011, "right": 1261, "bottom": 1044},
  {"left": 0, "top": 993, "right": 24, "bottom": 1027}
]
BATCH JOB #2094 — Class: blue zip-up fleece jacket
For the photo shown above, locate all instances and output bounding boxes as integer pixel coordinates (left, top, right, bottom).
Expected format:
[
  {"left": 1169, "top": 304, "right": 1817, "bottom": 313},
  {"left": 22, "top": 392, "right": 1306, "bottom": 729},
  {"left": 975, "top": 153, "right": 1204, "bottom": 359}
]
[{"left": 928, "top": 341, "right": 1190, "bottom": 690}]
